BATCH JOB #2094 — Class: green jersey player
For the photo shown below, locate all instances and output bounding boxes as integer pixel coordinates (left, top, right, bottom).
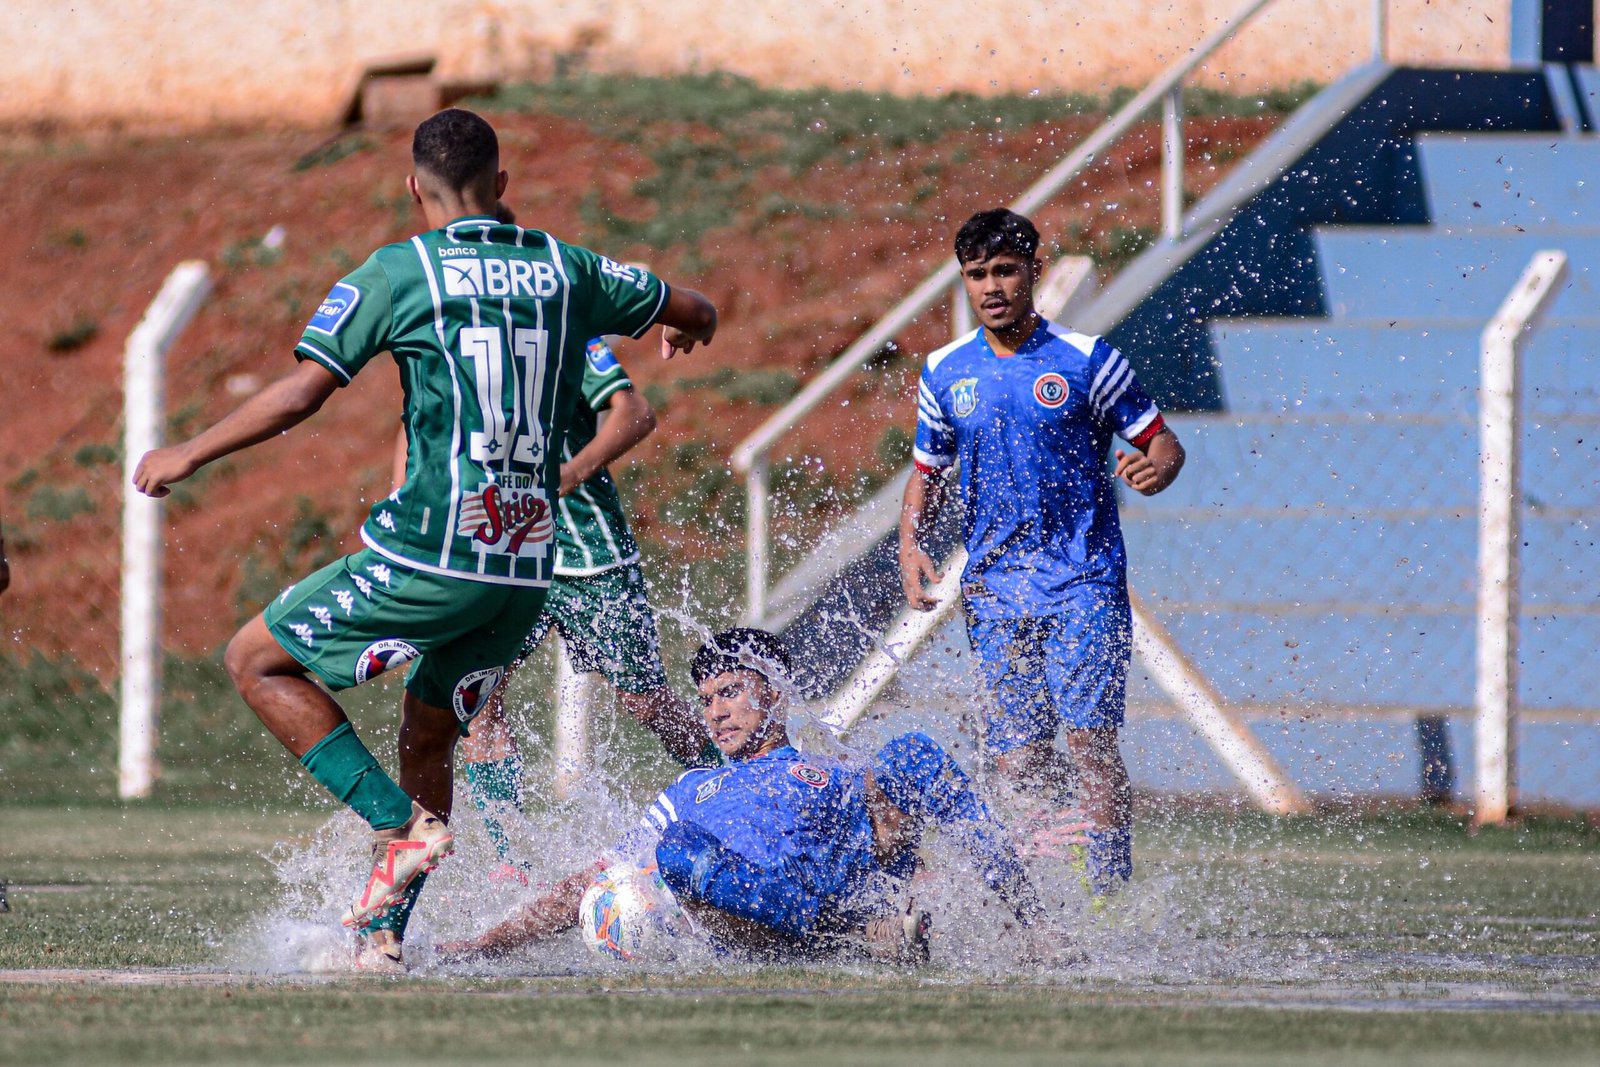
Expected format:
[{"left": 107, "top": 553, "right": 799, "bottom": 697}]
[
  {"left": 392, "top": 322, "right": 714, "bottom": 882},
  {"left": 133, "top": 109, "right": 717, "bottom": 970}
]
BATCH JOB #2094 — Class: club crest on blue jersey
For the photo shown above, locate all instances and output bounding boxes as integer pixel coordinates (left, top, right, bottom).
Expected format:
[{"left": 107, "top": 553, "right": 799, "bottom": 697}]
[
  {"left": 788, "top": 764, "right": 830, "bottom": 789},
  {"left": 950, "top": 377, "right": 979, "bottom": 417},
  {"left": 695, "top": 771, "right": 730, "bottom": 803},
  {"left": 307, "top": 282, "right": 361, "bottom": 336},
  {"left": 586, "top": 339, "right": 620, "bottom": 374},
  {"left": 1033, "top": 372, "right": 1069, "bottom": 409}
]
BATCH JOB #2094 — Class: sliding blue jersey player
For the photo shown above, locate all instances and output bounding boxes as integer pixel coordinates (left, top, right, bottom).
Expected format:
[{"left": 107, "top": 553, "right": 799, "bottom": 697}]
[
  {"left": 898, "top": 209, "right": 1186, "bottom": 895},
  {"left": 441, "top": 628, "right": 1041, "bottom": 963}
]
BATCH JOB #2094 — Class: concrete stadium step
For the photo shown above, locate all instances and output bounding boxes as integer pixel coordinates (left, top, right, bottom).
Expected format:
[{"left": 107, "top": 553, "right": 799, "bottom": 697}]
[
  {"left": 1206, "top": 319, "right": 1600, "bottom": 414},
  {"left": 1417, "top": 133, "right": 1600, "bottom": 230},
  {"left": 1121, "top": 507, "right": 1592, "bottom": 608},
  {"left": 1117, "top": 606, "right": 1599, "bottom": 710},
  {"left": 1311, "top": 229, "right": 1600, "bottom": 320}
]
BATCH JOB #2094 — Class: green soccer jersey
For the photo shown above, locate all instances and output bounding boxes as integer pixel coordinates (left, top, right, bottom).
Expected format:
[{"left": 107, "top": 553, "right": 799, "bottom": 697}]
[
  {"left": 294, "top": 216, "right": 668, "bottom": 586},
  {"left": 553, "top": 338, "right": 642, "bottom": 577}
]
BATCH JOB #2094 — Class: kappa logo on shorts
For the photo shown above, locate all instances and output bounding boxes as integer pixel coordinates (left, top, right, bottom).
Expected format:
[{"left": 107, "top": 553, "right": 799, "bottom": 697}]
[
  {"left": 451, "top": 666, "right": 505, "bottom": 723},
  {"left": 788, "top": 764, "right": 830, "bottom": 789},
  {"left": 950, "top": 377, "right": 979, "bottom": 418},
  {"left": 307, "top": 282, "right": 361, "bottom": 336},
  {"left": 354, "top": 639, "right": 419, "bottom": 683},
  {"left": 585, "top": 338, "right": 620, "bottom": 374},
  {"left": 1033, "top": 372, "right": 1069, "bottom": 409}
]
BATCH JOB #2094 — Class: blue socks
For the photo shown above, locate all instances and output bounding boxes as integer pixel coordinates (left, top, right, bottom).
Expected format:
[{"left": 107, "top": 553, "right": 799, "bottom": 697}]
[{"left": 1084, "top": 827, "right": 1133, "bottom": 895}]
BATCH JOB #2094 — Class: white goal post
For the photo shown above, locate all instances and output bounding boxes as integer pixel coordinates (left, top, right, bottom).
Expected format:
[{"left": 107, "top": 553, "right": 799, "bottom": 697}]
[{"left": 120, "top": 261, "right": 212, "bottom": 800}]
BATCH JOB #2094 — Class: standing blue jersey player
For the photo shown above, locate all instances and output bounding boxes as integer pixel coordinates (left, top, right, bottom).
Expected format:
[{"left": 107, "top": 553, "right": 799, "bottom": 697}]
[{"left": 897, "top": 209, "right": 1185, "bottom": 896}]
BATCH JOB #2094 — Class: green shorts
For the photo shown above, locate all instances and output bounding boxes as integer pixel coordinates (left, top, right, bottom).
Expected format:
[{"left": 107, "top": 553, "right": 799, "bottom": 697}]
[
  {"left": 263, "top": 548, "right": 548, "bottom": 726},
  {"left": 523, "top": 561, "right": 668, "bottom": 694}
]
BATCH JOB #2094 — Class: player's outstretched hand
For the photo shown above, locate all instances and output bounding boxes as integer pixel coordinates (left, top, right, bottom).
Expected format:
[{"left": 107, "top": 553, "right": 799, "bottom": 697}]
[
  {"left": 660, "top": 325, "right": 709, "bottom": 359},
  {"left": 899, "top": 546, "right": 943, "bottom": 611},
  {"left": 132, "top": 445, "right": 198, "bottom": 498},
  {"left": 1114, "top": 448, "right": 1161, "bottom": 496}
]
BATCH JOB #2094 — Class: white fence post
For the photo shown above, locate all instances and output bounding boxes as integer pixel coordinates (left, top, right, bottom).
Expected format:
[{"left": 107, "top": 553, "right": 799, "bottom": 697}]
[
  {"left": 551, "top": 637, "right": 596, "bottom": 800},
  {"left": 119, "top": 261, "right": 211, "bottom": 800},
  {"left": 1474, "top": 249, "right": 1566, "bottom": 825}
]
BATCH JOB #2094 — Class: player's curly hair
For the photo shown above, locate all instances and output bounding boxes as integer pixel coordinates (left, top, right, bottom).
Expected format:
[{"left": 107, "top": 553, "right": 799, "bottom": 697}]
[
  {"left": 691, "top": 628, "right": 793, "bottom": 689},
  {"left": 954, "top": 208, "right": 1040, "bottom": 264},
  {"left": 412, "top": 108, "right": 499, "bottom": 191}
]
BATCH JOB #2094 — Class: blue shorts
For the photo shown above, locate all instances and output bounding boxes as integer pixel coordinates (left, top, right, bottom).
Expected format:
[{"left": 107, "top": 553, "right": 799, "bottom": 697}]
[{"left": 966, "top": 586, "right": 1132, "bottom": 753}]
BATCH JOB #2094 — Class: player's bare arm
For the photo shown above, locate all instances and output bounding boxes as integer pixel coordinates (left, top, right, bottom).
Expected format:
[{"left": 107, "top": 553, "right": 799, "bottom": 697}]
[
  {"left": 898, "top": 467, "right": 951, "bottom": 611},
  {"left": 559, "top": 385, "right": 656, "bottom": 496},
  {"left": 657, "top": 286, "right": 717, "bottom": 358},
  {"left": 1114, "top": 426, "right": 1186, "bottom": 496},
  {"left": 438, "top": 860, "right": 604, "bottom": 959},
  {"left": 133, "top": 360, "right": 342, "bottom": 498}
]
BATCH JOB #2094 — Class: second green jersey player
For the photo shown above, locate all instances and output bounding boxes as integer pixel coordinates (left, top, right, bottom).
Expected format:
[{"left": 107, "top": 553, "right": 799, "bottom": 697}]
[
  {"left": 133, "top": 108, "right": 718, "bottom": 973},
  {"left": 398, "top": 332, "right": 716, "bottom": 881}
]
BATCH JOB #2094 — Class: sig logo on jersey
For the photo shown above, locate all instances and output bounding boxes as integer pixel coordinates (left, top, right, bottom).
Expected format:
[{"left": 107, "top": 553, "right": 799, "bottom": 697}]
[
  {"left": 788, "top": 764, "right": 830, "bottom": 789},
  {"left": 451, "top": 666, "right": 505, "bottom": 723},
  {"left": 354, "top": 639, "right": 420, "bottom": 683},
  {"left": 307, "top": 282, "right": 361, "bottom": 336},
  {"left": 457, "top": 480, "right": 553, "bottom": 557},
  {"left": 585, "top": 338, "right": 620, "bottom": 374},
  {"left": 442, "top": 257, "right": 561, "bottom": 298},
  {"left": 950, "top": 377, "right": 980, "bottom": 418},
  {"left": 1033, "top": 372, "right": 1069, "bottom": 409}
]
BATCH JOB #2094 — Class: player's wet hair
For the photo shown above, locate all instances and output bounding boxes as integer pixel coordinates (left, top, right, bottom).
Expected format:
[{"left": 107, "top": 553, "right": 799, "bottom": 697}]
[
  {"left": 691, "top": 628, "right": 793, "bottom": 689},
  {"left": 954, "top": 208, "right": 1040, "bottom": 264},
  {"left": 412, "top": 108, "right": 499, "bottom": 192}
]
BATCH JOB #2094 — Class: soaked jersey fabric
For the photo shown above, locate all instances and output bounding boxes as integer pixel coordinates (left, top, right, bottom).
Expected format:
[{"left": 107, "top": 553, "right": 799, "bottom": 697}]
[
  {"left": 913, "top": 319, "right": 1164, "bottom": 620},
  {"left": 552, "top": 339, "right": 642, "bottom": 577},
  {"left": 294, "top": 216, "right": 668, "bottom": 587},
  {"left": 612, "top": 735, "right": 1028, "bottom": 937}
]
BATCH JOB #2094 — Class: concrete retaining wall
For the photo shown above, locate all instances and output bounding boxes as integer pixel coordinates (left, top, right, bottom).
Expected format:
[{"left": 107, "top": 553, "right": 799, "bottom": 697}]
[{"left": 0, "top": 1, "right": 1512, "bottom": 128}]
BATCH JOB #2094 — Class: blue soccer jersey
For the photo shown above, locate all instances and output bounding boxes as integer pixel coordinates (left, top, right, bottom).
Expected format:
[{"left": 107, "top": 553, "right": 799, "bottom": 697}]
[
  {"left": 606, "top": 737, "right": 1032, "bottom": 938},
  {"left": 913, "top": 320, "right": 1165, "bottom": 620}
]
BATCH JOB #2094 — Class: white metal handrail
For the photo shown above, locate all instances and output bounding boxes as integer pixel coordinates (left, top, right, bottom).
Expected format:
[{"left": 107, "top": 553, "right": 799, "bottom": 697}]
[
  {"left": 733, "top": 0, "right": 1390, "bottom": 623},
  {"left": 1474, "top": 249, "right": 1568, "bottom": 825}
]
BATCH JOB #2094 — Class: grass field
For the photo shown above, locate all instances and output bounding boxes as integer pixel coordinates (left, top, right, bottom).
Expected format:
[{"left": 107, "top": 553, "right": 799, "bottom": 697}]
[{"left": 2, "top": 804, "right": 1595, "bottom": 1065}]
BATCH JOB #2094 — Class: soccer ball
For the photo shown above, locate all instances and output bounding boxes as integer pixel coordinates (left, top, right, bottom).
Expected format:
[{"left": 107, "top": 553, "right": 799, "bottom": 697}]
[{"left": 578, "top": 862, "right": 686, "bottom": 961}]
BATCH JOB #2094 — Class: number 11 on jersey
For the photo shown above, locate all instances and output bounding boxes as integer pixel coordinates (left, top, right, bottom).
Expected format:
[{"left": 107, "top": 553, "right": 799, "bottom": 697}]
[{"left": 459, "top": 326, "right": 548, "bottom": 467}]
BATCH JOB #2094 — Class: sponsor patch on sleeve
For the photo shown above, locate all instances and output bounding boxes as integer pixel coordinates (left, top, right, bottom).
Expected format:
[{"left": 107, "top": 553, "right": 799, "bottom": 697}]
[
  {"left": 306, "top": 282, "right": 361, "bottom": 336},
  {"left": 585, "top": 338, "right": 620, "bottom": 374}
]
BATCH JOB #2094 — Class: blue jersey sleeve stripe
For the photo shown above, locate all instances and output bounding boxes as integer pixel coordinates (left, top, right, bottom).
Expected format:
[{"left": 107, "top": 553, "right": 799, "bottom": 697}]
[
  {"left": 1099, "top": 362, "right": 1135, "bottom": 415},
  {"left": 1089, "top": 353, "right": 1129, "bottom": 412},
  {"left": 913, "top": 444, "right": 954, "bottom": 468},
  {"left": 294, "top": 341, "right": 353, "bottom": 383},
  {"left": 660, "top": 795, "right": 678, "bottom": 821}
]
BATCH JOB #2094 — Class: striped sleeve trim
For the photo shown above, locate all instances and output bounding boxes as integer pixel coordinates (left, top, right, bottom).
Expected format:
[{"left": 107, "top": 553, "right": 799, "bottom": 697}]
[
  {"left": 1090, "top": 350, "right": 1132, "bottom": 417},
  {"left": 913, "top": 445, "right": 954, "bottom": 471},
  {"left": 1122, "top": 407, "right": 1164, "bottom": 448},
  {"left": 294, "top": 341, "right": 352, "bottom": 384},
  {"left": 627, "top": 281, "right": 671, "bottom": 339},
  {"left": 588, "top": 376, "right": 633, "bottom": 408}
]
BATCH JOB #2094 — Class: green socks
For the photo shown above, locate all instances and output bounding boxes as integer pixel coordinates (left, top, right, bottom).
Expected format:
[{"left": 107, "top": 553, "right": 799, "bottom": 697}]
[
  {"left": 365, "top": 872, "right": 427, "bottom": 938},
  {"left": 299, "top": 722, "right": 413, "bottom": 832},
  {"left": 464, "top": 755, "right": 523, "bottom": 864}
]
